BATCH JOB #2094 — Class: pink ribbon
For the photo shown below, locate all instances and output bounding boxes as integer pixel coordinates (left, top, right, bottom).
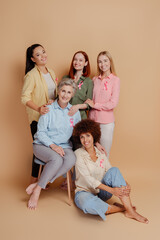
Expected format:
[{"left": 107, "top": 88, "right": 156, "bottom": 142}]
[
  {"left": 104, "top": 81, "right": 108, "bottom": 91},
  {"left": 55, "top": 77, "right": 58, "bottom": 82},
  {"left": 78, "top": 81, "right": 83, "bottom": 90},
  {"left": 70, "top": 118, "right": 74, "bottom": 127},
  {"left": 100, "top": 159, "right": 104, "bottom": 168}
]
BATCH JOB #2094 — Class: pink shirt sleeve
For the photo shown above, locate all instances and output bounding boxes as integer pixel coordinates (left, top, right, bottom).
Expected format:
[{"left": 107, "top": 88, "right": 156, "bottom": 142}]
[{"left": 94, "top": 77, "right": 120, "bottom": 110}]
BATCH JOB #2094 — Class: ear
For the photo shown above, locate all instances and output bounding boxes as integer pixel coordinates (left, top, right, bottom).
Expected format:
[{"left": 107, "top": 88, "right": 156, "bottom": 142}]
[
  {"left": 84, "top": 61, "right": 88, "bottom": 66},
  {"left": 31, "top": 57, "right": 35, "bottom": 63}
]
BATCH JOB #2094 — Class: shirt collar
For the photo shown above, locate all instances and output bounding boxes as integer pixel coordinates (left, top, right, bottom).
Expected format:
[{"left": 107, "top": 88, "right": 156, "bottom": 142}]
[
  {"left": 81, "top": 146, "right": 101, "bottom": 162},
  {"left": 54, "top": 99, "right": 71, "bottom": 110},
  {"left": 35, "top": 65, "right": 50, "bottom": 73},
  {"left": 79, "top": 75, "right": 86, "bottom": 81},
  {"left": 98, "top": 73, "right": 113, "bottom": 80}
]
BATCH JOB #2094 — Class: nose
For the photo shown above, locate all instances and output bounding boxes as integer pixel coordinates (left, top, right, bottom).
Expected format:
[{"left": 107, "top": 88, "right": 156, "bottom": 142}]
[{"left": 84, "top": 136, "right": 87, "bottom": 142}]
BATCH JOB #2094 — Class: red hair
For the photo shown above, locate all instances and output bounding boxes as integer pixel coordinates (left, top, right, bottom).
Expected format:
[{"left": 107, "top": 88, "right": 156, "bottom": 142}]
[{"left": 69, "top": 51, "right": 90, "bottom": 79}]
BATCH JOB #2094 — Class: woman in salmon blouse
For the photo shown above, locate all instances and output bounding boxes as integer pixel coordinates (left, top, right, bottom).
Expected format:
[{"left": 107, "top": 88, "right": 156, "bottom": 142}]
[{"left": 85, "top": 51, "right": 120, "bottom": 158}]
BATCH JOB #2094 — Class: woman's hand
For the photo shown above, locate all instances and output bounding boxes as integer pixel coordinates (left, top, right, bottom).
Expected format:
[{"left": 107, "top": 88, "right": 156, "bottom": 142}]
[
  {"left": 85, "top": 99, "right": 94, "bottom": 108},
  {"left": 46, "top": 99, "right": 54, "bottom": 105},
  {"left": 126, "top": 181, "right": 131, "bottom": 193},
  {"left": 68, "top": 105, "right": 79, "bottom": 116},
  {"left": 38, "top": 105, "right": 49, "bottom": 115},
  {"left": 111, "top": 186, "right": 130, "bottom": 198},
  {"left": 50, "top": 144, "right": 65, "bottom": 157},
  {"left": 95, "top": 142, "right": 107, "bottom": 156}
]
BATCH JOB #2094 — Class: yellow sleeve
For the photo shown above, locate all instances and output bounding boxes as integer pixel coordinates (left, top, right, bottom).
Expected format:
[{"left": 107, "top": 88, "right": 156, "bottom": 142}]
[{"left": 21, "top": 73, "right": 35, "bottom": 105}]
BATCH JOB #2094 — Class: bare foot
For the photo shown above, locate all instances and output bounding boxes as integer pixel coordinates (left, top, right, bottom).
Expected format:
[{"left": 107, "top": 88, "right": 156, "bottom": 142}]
[
  {"left": 114, "top": 202, "right": 136, "bottom": 211},
  {"left": 60, "top": 179, "right": 75, "bottom": 191},
  {"left": 28, "top": 186, "right": 41, "bottom": 210},
  {"left": 125, "top": 210, "right": 149, "bottom": 224},
  {"left": 26, "top": 183, "right": 37, "bottom": 195},
  {"left": 106, "top": 204, "right": 126, "bottom": 214}
]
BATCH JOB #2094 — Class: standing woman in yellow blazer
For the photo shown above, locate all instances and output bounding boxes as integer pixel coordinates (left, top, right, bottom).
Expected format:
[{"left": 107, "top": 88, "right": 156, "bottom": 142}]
[{"left": 21, "top": 44, "right": 57, "bottom": 184}]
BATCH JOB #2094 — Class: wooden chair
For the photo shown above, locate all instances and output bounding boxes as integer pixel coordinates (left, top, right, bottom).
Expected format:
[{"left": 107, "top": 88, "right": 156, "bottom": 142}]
[{"left": 34, "top": 158, "right": 72, "bottom": 206}]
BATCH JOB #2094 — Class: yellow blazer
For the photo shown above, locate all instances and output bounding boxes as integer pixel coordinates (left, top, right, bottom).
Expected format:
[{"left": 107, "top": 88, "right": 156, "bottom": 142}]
[{"left": 21, "top": 65, "right": 57, "bottom": 124}]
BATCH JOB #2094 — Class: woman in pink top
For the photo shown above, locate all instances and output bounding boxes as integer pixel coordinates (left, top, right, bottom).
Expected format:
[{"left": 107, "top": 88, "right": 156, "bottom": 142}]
[{"left": 85, "top": 51, "right": 120, "bottom": 158}]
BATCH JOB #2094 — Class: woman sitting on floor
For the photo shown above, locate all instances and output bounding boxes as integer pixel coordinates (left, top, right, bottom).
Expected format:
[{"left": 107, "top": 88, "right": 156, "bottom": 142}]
[
  {"left": 26, "top": 78, "right": 81, "bottom": 210},
  {"left": 72, "top": 119, "right": 149, "bottom": 223}
]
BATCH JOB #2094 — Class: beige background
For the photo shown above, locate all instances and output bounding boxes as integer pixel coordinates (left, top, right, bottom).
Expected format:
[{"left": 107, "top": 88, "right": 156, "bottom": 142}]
[{"left": 1, "top": 0, "right": 160, "bottom": 239}]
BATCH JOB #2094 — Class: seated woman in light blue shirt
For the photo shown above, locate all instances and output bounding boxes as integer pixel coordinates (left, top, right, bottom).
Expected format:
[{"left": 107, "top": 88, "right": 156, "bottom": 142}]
[{"left": 26, "top": 78, "right": 81, "bottom": 210}]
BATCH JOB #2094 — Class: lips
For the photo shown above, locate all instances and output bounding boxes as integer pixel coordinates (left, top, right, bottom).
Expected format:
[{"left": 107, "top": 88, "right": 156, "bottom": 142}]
[{"left": 41, "top": 58, "right": 47, "bottom": 61}]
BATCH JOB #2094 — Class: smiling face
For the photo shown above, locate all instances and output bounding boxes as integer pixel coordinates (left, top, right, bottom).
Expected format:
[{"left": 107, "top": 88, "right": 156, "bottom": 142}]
[
  {"left": 58, "top": 85, "right": 74, "bottom": 108},
  {"left": 31, "top": 46, "right": 47, "bottom": 66},
  {"left": 73, "top": 53, "right": 88, "bottom": 72},
  {"left": 80, "top": 132, "right": 94, "bottom": 150},
  {"left": 98, "top": 54, "right": 111, "bottom": 75}
]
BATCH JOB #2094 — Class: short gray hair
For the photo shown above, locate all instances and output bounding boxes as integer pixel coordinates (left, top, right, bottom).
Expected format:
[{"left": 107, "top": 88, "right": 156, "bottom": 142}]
[{"left": 58, "top": 78, "right": 77, "bottom": 96}]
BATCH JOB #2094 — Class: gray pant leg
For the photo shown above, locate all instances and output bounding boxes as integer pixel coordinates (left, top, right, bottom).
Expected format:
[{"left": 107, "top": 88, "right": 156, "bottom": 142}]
[
  {"left": 50, "top": 148, "right": 76, "bottom": 183},
  {"left": 33, "top": 144, "right": 63, "bottom": 189}
]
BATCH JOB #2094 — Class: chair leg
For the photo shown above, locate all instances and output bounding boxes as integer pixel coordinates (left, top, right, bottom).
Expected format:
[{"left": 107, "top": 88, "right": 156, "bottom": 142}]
[
  {"left": 38, "top": 165, "right": 42, "bottom": 180},
  {"left": 67, "top": 171, "right": 72, "bottom": 206}
]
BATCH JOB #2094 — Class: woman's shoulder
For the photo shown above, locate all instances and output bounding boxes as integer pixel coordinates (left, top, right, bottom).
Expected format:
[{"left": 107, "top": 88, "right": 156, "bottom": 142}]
[
  {"left": 74, "top": 148, "right": 87, "bottom": 157},
  {"left": 24, "top": 66, "right": 39, "bottom": 79},
  {"left": 83, "top": 76, "right": 92, "bottom": 82},
  {"left": 110, "top": 74, "right": 120, "bottom": 82},
  {"left": 83, "top": 77, "right": 93, "bottom": 86},
  {"left": 48, "top": 68, "right": 56, "bottom": 76},
  {"left": 95, "top": 147, "right": 107, "bottom": 159},
  {"left": 92, "top": 75, "right": 99, "bottom": 81}
]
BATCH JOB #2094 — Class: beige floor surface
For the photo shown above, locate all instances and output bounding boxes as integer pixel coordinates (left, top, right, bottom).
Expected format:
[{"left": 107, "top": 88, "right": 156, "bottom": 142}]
[{"left": 1, "top": 169, "right": 159, "bottom": 240}]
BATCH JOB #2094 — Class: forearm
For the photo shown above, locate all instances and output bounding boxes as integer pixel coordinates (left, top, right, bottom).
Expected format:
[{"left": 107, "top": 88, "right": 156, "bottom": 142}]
[
  {"left": 97, "top": 183, "right": 113, "bottom": 194},
  {"left": 94, "top": 100, "right": 118, "bottom": 111},
  {"left": 26, "top": 100, "right": 40, "bottom": 112},
  {"left": 77, "top": 103, "right": 88, "bottom": 110}
]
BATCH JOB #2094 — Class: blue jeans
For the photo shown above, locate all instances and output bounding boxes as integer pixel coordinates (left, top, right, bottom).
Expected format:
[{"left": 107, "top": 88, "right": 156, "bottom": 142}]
[{"left": 74, "top": 167, "right": 126, "bottom": 220}]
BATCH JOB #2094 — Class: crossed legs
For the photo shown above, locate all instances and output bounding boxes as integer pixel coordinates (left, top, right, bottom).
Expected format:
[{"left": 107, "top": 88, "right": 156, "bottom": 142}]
[
  {"left": 26, "top": 144, "right": 76, "bottom": 209},
  {"left": 75, "top": 167, "right": 149, "bottom": 223}
]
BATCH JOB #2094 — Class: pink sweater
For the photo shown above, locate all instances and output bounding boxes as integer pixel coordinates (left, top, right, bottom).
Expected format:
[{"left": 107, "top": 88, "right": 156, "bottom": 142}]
[{"left": 89, "top": 74, "right": 120, "bottom": 124}]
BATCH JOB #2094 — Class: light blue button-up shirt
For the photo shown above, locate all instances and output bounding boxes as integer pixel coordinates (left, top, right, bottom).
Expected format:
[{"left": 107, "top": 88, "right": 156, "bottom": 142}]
[{"left": 34, "top": 100, "right": 81, "bottom": 148}]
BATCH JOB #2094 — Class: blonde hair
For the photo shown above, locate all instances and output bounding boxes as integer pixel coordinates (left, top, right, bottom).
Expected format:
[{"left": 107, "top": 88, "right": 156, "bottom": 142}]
[{"left": 97, "top": 51, "right": 116, "bottom": 76}]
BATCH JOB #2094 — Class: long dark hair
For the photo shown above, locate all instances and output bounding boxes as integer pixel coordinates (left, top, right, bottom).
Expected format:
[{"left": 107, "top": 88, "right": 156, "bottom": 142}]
[{"left": 25, "top": 44, "right": 43, "bottom": 74}]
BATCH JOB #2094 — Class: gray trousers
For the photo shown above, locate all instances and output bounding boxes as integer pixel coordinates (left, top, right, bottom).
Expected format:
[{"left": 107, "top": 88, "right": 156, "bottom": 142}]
[{"left": 33, "top": 144, "right": 76, "bottom": 189}]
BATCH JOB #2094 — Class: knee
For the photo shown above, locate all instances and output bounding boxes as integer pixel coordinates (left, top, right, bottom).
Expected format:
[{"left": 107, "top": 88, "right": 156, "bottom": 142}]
[
  {"left": 109, "top": 167, "right": 120, "bottom": 175},
  {"left": 50, "top": 156, "right": 63, "bottom": 168},
  {"left": 68, "top": 154, "right": 76, "bottom": 167},
  {"left": 83, "top": 196, "right": 98, "bottom": 211}
]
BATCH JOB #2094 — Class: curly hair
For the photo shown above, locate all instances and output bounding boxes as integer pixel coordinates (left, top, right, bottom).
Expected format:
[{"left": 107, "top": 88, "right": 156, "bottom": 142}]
[{"left": 73, "top": 119, "right": 101, "bottom": 144}]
